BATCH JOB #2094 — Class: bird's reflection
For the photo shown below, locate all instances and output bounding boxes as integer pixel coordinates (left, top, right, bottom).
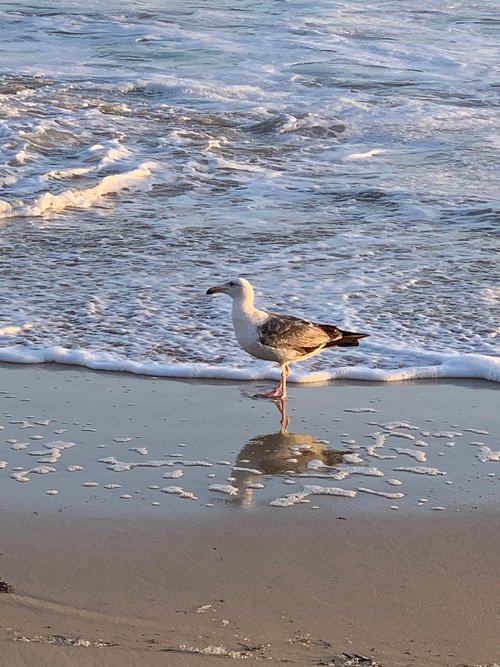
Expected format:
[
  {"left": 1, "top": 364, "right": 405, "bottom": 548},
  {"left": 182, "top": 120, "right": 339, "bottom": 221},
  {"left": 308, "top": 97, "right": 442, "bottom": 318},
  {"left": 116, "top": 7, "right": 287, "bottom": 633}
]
[{"left": 228, "top": 399, "right": 349, "bottom": 507}]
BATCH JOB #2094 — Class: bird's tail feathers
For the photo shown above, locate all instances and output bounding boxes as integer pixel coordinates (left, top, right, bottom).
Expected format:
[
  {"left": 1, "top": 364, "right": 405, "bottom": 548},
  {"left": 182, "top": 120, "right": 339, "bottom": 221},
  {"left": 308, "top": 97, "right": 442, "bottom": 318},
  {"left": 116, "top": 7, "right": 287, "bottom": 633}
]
[{"left": 329, "top": 329, "right": 369, "bottom": 348}]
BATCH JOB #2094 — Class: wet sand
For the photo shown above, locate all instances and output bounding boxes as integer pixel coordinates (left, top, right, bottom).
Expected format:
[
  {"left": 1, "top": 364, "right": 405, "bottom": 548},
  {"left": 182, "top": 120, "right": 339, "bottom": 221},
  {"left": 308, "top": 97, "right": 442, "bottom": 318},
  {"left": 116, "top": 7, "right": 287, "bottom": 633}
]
[{"left": 0, "top": 364, "right": 499, "bottom": 665}]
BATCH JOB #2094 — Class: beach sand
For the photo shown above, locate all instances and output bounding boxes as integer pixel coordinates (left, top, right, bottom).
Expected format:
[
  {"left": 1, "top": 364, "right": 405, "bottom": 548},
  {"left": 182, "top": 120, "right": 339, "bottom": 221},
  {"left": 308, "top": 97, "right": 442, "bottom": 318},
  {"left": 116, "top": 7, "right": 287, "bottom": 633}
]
[{"left": 0, "top": 364, "right": 499, "bottom": 666}]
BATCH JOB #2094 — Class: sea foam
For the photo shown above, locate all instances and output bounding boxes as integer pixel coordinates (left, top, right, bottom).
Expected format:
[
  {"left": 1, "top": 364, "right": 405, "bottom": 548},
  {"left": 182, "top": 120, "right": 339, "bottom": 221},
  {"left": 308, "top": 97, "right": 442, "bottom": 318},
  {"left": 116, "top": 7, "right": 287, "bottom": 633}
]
[
  {"left": 0, "top": 0, "right": 498, "bottom": 386},
  {"left": 0, "top": 345, "right": 498, "bottom": 384},
  {"left": 0, "top": 163, "right": 155, "bottom": 218}
]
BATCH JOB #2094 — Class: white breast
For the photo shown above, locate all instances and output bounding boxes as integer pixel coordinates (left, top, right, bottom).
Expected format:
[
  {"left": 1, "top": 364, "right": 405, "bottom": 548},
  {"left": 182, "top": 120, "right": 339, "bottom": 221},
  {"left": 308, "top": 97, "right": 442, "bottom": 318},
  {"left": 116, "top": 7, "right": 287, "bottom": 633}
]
[{"left": 232, "top": 308, "right": 281, "bottom": 362}]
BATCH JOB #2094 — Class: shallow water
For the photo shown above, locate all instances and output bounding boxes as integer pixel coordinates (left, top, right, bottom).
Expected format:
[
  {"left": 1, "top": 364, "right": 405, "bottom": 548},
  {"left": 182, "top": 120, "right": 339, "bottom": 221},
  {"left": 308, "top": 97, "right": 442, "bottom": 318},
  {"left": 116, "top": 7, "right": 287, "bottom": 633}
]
[
  {"left": 0, "top": 367, "right": 498, "bottom": 516},
  {"left": 0, "top": 0, "right": 499, "bottom": 381}
]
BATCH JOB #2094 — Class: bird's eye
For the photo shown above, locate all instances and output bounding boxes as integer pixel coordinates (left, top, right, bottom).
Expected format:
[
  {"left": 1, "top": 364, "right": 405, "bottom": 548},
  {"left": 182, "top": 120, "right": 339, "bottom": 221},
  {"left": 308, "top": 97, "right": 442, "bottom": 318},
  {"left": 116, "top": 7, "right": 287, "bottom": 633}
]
[{"left": 229, "top": 281, "right": 236, "bottom": 287}]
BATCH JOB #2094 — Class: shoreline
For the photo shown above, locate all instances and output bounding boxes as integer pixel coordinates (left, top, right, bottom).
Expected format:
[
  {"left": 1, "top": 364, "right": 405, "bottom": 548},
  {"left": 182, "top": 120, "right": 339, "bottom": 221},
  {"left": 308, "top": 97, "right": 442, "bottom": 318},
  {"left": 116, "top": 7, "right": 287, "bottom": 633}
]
[
  {"left": 0, "top": 346, "right": 499, "bottom": 384},
  {"left": 0, "top": 362, "right": 498, "bottom": 517},
  {"left": 0, "top": 366, "right": 500, "bottom": 516},
  {"left": 3, "top": 357, "right": 500, "bottom": 384},
  {"left": 0, "top": 363, "right": 499, "bottom": 665}
]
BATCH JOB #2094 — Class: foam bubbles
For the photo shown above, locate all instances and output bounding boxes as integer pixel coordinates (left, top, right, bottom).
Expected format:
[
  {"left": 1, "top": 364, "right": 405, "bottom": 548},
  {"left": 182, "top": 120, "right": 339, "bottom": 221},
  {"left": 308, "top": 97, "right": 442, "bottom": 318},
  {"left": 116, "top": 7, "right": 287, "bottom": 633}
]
[
  {"left": 271, "top": 485, "right": 357, "bottom": 508},
  {"left": 476, "top": 447, "right": 500, "bottom": 463},
  {"left": 390, "top": 448, "right": 427, "bottom": 463},
  {"left": 357, "top": 487, "right": 405, "bottom": 500},
  {"left": 161, "top": 486, "right": 197, "bottom": 499},
  {"left": 209, "top": 484, "right": 238, "bottom": 496},
  {"left": 395, "top": 466, "right": 447, "bottom": 476},
  {"left": 0, "top": 163, "right": 155, "bottom": 219},
  {"left": 163, "top": 470, "right": 184, "bottom": 479}
]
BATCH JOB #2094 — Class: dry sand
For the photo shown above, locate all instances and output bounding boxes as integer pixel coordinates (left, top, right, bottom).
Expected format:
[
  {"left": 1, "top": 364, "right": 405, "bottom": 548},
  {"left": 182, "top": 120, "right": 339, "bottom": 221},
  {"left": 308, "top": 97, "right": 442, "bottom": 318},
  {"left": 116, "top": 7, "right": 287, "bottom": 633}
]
[
  {"left": 1, "top": 512, "right": 499, "bottom": 666},
  {"left": 0, "top": 363, "right": 499, "bottom": 666}
]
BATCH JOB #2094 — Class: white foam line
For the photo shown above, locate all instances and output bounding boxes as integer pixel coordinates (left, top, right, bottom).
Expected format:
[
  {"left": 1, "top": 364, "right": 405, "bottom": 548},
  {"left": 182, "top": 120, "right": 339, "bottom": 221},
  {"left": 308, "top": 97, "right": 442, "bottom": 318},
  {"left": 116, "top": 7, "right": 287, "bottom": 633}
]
[
  {"left": 161, "top": 486, "right": 197, "bottom": 499},
  {"left": 357, "top": 487, "right": 405, "bottom": 499},
  {"left": 232, "top": 466, "right": 263, "bottom": 475},
  {"left": 380, "top": 421, "right": 420, "bottom": 431},
  {"left": 336, "top": 465, "right": 384, "bottom": 477},
  {"left": 0, "top": 345, "right": 498, "bottom": 383},
  {"left": 395, "top": 466, "right": 447, "bottom": 476},
  {"left": 344, "top": 149, "right": 384, "bottom": 161},
  {"left": 387, "top": 431, "right": 416, "bottom": 441},
  {"left": 296, "top": 471, "right": 350, "bottom": 480},
  {"left": 366, "top": 447, "right": 396, "bottom": 460},
  {"left": 209, "top": 484, "right": 239, "bottom": 496},
  {"left": 98, "top": 456, "right": 213, "bottom": 472},
  {"left": 390, "top": 448, "right": 427, "bottom": 462},
  {"left": 463, "top": 428, "right": 490, "bottom": 435},
  {"left": 11, "top": 465, "right": 57, "bottom": 483},
  {"left": 0, "top": 163, "right": 155, "bottom": 219},
  {"left": 28, "top": 440, "right": 75, "bottom": 464},
  {"left": 271, "top": 484, "right": 356, "bottom": 507}
]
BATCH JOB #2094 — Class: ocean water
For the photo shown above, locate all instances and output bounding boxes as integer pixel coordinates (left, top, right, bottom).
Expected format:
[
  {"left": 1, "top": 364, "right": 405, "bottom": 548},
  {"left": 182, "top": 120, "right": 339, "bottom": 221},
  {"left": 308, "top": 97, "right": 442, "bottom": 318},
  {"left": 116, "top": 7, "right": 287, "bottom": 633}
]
[{"left": 0, "top": 0, "right": 499, "bottom": 383}]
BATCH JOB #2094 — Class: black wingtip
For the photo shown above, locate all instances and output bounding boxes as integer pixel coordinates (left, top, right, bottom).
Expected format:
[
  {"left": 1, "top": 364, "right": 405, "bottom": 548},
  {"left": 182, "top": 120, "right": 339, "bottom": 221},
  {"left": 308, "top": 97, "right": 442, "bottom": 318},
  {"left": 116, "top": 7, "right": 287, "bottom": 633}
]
[{"left": 337, "top": 331, "right": 369, "bottom": 347}]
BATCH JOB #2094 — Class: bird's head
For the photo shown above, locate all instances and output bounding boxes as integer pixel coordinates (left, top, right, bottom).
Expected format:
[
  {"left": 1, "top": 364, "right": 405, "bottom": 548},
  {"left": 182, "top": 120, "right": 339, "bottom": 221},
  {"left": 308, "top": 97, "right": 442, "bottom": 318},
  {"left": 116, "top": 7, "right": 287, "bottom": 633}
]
[{"left": 206, "top": 277, "right": 253, "bottom": 300}]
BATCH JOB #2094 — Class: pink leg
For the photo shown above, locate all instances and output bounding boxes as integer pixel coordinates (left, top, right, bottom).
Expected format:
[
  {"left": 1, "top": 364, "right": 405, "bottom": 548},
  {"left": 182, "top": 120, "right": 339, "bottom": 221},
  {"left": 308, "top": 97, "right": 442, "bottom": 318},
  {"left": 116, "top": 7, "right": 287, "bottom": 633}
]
[
  {"left": 263, "top": 365, "right": 289, "bottom": 399},
  {"left": 281, "top": 364, "right": 290, "bottom": 399},
  {"left": 263, "top": 381, "right": 283, "bottom": 399}
]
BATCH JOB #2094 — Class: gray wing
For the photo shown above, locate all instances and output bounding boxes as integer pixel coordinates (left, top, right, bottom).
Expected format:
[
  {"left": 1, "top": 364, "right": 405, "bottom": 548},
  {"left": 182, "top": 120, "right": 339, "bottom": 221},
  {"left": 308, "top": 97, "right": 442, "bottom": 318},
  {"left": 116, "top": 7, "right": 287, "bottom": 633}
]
[{"left": 258, "top": 314, "right": 341, "bottom": 352}]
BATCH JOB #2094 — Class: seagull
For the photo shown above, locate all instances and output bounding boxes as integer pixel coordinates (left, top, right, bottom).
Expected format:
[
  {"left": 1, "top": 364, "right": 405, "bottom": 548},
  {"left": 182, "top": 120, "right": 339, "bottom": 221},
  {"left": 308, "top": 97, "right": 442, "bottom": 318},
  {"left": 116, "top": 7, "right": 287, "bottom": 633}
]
[{"left": 206, "top": 277, "right": 368, "bottom": 398}]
